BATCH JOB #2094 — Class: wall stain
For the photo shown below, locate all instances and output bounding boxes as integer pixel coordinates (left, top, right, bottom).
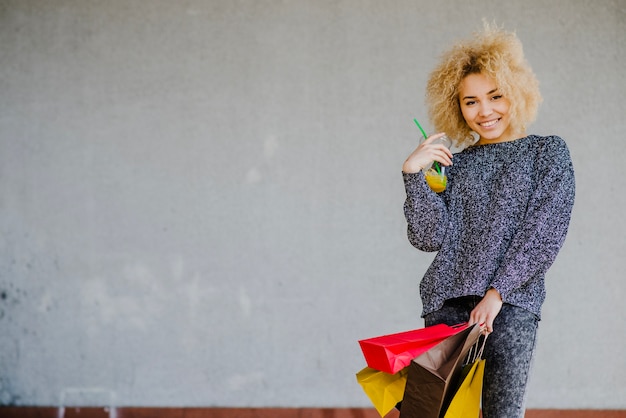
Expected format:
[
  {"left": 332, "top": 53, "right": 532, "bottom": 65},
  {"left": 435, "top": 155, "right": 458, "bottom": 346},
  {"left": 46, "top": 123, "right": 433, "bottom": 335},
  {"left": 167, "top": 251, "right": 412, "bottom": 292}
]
[{"left": 0, "top": 376, "right": 21, "bottom": 406}]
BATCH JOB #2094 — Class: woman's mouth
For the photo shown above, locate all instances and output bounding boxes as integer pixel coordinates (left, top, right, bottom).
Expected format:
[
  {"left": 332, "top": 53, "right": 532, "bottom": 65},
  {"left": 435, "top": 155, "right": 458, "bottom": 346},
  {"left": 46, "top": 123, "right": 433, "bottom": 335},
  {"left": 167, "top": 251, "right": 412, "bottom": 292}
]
[{"left": 479, "top": 119, "right": 500, "bottom": 128}]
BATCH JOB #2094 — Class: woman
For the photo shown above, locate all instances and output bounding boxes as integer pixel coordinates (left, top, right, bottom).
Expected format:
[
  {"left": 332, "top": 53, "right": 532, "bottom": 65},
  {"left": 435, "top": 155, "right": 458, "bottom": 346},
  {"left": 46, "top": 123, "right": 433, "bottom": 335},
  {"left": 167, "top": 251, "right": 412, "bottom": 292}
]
[{"left": 402, "top": 24, "right": 575, "bottom": 417}]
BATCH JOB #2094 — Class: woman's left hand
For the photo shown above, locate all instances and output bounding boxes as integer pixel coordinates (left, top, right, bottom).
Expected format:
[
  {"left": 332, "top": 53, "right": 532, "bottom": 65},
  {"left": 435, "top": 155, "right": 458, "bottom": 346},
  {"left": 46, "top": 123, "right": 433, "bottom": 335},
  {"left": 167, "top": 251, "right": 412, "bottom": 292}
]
[{"left": 469, "top": 288, "right": 503, "bottom": 334}]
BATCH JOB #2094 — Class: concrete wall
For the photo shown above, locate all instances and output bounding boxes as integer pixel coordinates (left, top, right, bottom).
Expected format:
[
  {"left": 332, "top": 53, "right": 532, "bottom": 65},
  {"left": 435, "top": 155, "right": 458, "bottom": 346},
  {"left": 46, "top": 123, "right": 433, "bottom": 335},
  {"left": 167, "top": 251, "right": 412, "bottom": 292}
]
[{"left": 1, "top": 0, "right": 624, "bottom": 409}]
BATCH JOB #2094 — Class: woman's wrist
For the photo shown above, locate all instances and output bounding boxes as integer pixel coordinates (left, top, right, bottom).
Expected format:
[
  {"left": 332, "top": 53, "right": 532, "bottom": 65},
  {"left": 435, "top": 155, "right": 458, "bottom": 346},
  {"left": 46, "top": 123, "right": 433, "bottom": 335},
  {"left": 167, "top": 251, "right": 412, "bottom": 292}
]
[
  {"left": 486, "top": 287, "right": 502, "bottom": 301},
  {"left": 402, "top": 160, "right": 423, "bottom": 173}
]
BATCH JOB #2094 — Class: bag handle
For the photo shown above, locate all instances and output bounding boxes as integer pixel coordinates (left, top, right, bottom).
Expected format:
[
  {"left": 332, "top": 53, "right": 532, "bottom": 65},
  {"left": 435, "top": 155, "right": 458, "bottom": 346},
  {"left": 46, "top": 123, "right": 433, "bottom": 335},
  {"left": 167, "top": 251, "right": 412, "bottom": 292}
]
[{"left": 465, "top": 332, "right": 488, "bottom": 364}]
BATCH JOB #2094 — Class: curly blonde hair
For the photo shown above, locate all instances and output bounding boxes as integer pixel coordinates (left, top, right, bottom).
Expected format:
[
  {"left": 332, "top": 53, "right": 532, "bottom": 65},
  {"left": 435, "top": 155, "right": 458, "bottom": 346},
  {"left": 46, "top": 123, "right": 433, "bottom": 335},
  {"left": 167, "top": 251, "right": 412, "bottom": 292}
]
[{"left": 426, "top": 23, "right": 542, "bottom": 147}]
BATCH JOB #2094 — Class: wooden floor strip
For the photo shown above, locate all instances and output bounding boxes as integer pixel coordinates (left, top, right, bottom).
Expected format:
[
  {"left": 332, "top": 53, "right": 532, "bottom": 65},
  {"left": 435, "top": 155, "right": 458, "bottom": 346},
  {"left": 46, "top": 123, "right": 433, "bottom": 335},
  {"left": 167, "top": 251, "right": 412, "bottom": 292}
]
[{"left": 0, "top": 407, "right": 624, "bottom": 418}]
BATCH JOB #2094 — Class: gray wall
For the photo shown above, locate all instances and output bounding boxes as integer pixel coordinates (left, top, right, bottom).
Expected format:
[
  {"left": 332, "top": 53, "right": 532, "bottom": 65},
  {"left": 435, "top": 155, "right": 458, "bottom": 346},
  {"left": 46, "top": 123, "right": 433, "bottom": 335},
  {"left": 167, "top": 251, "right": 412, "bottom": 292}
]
[{"left": 1, "top": 0, "right": 624, "bottom": 409}]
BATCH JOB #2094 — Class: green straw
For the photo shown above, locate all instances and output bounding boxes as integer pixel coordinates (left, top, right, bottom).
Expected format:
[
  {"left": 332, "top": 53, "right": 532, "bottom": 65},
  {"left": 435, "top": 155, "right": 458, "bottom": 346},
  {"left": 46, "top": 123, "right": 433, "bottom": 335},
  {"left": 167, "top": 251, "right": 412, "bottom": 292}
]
[
  {"left": 413, "top": 118, "right": 442, "bottom": 174},
  {"left": 413, "top": 118, "right": 428, "bottom": 139}
]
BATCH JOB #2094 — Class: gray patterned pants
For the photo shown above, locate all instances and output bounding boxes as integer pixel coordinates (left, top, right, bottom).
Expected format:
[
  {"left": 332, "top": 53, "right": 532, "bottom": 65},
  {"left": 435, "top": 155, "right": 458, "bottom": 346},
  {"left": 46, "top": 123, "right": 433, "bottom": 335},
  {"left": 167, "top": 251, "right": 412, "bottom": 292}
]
[{"left": 424, "top": 296, "right": 539, "bottom": 418}]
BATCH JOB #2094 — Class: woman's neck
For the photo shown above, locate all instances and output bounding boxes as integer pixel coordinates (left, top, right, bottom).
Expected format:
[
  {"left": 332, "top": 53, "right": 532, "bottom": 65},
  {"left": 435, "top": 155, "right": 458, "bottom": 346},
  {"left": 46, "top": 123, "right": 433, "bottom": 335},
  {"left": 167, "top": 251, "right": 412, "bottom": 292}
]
[{"left": 476, "top": 130, "right": 526, "bottom": 145}]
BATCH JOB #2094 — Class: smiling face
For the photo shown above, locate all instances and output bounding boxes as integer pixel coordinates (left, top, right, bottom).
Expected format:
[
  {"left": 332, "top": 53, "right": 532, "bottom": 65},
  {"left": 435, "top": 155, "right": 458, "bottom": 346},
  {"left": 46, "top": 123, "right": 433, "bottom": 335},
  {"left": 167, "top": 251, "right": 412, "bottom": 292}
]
[{"left": 459, "top": 72, "right": 522, "bottom": 145}]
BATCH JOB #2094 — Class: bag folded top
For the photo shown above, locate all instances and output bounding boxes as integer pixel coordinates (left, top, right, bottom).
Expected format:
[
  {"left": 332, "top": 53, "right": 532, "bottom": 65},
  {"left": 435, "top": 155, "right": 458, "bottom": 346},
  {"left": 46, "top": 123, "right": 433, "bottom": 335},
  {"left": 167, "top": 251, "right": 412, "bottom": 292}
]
[{"left": 358, "top": 323, "right": 468, "bottom": 374}]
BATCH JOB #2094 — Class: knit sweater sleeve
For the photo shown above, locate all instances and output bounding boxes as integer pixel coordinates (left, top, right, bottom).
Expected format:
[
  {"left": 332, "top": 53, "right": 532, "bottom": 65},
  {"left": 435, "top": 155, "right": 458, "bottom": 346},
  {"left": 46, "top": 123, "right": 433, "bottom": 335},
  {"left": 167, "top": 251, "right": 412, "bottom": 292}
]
[
  {"left": 403, "top": 171, "right": 449, "bottom": 252},
  {"left": 490, "top": 137, "right": 576, "bottom": 301}
]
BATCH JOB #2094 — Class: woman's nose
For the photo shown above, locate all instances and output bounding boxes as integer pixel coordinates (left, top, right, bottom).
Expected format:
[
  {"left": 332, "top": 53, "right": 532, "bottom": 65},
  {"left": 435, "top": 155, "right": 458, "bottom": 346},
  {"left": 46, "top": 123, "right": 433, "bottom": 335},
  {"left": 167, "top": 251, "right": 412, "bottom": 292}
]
[{"left": 478, "top": 102, "right": 492, "bottom": 117}]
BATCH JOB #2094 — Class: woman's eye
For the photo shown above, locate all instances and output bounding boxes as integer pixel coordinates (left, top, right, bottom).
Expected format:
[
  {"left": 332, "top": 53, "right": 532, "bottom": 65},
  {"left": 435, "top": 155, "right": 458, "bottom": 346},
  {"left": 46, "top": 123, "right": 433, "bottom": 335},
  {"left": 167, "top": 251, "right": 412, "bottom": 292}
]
[
  {"left": 464, "top": 100, "right": 476, "bottom": 106},
  {"left": 491, "top": 95, "right": 502, "bottom": 101}
]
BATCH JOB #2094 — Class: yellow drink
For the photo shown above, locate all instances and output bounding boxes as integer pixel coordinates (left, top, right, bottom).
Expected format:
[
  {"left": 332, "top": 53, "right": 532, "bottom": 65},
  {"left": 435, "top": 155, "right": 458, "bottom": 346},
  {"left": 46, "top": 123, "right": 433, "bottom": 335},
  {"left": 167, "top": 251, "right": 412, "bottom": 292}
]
[{"left": 424, "top": 168, "right": 447, "bottom": 193}]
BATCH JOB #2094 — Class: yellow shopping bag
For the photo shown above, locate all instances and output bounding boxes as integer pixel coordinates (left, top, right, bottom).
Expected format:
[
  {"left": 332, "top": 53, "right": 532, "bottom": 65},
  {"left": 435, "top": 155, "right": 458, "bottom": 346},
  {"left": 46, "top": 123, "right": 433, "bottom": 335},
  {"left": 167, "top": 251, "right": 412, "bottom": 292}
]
[
  {"left": 356, "top": 366, "right": 408, "bottom": 417},
  {"left": 443, "top": 358, "right": 485, "bottom": 418}
]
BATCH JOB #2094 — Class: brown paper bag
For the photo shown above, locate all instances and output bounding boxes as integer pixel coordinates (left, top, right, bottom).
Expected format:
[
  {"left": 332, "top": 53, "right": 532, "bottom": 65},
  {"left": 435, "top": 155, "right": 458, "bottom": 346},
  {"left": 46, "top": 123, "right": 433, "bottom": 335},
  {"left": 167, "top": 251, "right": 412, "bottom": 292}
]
[{"left": 399, "top": 324, "right": 482, "bottom": 418}]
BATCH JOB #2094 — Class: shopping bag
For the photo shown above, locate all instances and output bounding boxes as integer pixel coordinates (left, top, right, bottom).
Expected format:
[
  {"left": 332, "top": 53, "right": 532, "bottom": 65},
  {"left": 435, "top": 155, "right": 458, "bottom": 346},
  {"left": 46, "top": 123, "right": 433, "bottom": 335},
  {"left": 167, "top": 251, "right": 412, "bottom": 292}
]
[
  {"left": 443, "top": 333, "right": 487, "bottom": 418},
  {"left": 359, "top": 323, "right": 468, "bottom": 374},
  {"left": 399, "top": 323, "right": 482, "bottom": 418},
  {"left": 356, "top": 366, "right": 408, "bottom": 417},
  {"left": 443, "top": 359, "right": 485, "bottom": 418}
]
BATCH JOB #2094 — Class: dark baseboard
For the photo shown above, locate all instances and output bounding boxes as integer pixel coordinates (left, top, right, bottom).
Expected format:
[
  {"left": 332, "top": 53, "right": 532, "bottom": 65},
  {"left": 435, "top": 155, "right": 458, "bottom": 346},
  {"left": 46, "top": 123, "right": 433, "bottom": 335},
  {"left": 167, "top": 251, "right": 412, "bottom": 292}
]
[{"left": 0, "top": 407, "right": 625, "bottom": 418}]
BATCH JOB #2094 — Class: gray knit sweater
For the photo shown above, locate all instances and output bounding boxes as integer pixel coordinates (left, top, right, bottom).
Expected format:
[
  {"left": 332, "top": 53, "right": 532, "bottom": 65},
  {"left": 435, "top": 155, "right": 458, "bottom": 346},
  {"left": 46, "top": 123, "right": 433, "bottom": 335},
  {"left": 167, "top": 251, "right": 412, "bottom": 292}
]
[{"left": 403, "top": 135, "right": 575, "bottom": 318}]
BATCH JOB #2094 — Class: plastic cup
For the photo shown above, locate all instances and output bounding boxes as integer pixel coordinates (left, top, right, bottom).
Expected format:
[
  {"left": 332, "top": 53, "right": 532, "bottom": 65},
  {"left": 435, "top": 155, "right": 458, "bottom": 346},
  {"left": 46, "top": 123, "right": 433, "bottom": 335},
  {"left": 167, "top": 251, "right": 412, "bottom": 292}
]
[{"left": 422, "top": 135, "right": 452, "bottom": 193}]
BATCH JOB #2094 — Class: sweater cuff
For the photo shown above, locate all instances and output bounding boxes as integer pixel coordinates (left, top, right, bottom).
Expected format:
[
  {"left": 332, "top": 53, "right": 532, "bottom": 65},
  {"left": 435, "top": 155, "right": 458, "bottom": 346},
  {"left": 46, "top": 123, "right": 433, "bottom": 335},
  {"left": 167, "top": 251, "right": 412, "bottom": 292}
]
[
  {"left": 404, "top": 170, "right": 431, "bottom": 196},
  {"left": 403, "top": 170, "right": 424, "bottom": 187}
]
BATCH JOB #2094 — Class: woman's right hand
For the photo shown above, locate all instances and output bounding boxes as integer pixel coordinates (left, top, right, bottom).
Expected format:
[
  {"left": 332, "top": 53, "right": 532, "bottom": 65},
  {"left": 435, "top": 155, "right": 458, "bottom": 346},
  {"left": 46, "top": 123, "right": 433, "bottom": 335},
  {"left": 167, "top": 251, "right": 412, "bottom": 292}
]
[{"left": 402, "top": 132, "right": 453, "bottom": 173}]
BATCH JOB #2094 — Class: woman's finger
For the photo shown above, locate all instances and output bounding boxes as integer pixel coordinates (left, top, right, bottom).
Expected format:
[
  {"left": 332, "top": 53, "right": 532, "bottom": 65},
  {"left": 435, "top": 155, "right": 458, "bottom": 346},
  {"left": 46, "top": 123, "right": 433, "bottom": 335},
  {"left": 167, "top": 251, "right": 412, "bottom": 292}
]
[{"left": 422, "top": 132, "right": 447, "bottom": 144}]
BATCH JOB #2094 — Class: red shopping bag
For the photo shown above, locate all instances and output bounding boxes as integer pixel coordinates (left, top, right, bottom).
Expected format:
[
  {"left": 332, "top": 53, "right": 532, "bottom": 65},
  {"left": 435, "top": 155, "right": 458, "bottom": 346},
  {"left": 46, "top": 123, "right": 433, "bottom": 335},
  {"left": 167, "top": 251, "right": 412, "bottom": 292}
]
[{"left": 358, "top": 323, "right": 468, "bottom": 374}]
